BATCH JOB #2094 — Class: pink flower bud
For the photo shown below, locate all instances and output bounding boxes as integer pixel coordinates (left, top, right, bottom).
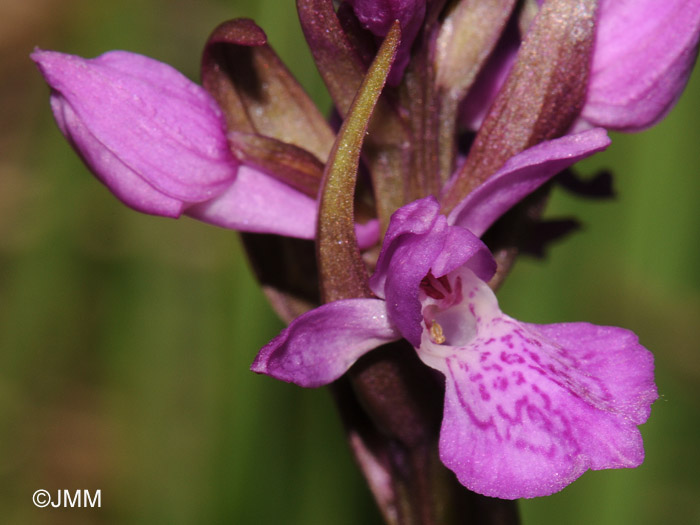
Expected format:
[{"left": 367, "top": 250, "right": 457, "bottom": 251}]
[
  {"left": 31, "top": 49, "right": 238, "bottom": 217},
  {"left": 345, "top": 0, "right": 426, "bottom": 84}
]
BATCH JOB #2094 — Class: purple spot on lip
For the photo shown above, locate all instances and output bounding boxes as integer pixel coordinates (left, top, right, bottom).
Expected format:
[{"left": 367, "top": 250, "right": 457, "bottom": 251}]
[
  {"left": 494, "top": 376, "right": 508, "bottom": 391},
  {"left": 484, "top": 338, "right": 496, "bottom": 345},
  {"left": 528, "top": 365, "right": 546, "bottom": 376},
  {"left": 469, "top": 373, "right": 483, "bottom": 382},
  {"left": 501, "top": 351, "right": 525, "bottom": 364},
  {"left": 512, "top": 371, "right": 526, "bottom": 385},
  {"left": 527, "top": 443, "right": 558, "bottom": 458},
  {"left": 479, "top": 383, "right": 491, "bottom": 401},
  {"left": 526, "top": 404, "right": 553, "bottom": 432},
  {"left": 480, "top": 351, "right": 491, "bottom": 362},
  {"left": 528, "top": 351, "right": 542, "bottom": 364}
]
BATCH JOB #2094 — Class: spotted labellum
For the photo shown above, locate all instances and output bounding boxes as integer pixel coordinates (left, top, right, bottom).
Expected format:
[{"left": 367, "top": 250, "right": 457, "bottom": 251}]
[{"left": 32, "top": 0, "right": 700, "bottom": 523}]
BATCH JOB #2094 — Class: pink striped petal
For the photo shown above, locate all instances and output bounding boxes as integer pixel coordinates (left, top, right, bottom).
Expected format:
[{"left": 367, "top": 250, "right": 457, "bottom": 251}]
[
  {"left": 251, "top": 298, "right": 400, "bottom": 387},
  {"left": 417, "top": 267, "right": 657, "bottom": 499},
  {"left": 448, "top": 129, "right": 610, "bottom": 237}
]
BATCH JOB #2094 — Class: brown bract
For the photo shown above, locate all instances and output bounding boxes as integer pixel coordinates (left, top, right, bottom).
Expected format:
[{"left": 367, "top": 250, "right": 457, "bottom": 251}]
[
  {"left": 228, "top": 131, "right": 324, "bottom": 198},
  {"left": 201, "top": 18, "right": 335, "bottom": 164},
  {"left": 200, "top": 18, "right": 337, "bottom": 322}
]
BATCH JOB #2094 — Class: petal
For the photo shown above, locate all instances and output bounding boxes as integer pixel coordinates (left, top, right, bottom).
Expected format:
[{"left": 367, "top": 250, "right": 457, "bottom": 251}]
[
  {"left": 49, "top": 95, "right": 185, "bottom": 217},
  {"left": 527, "top": 322, "right": 657, "bottom": 425},
  {"left": 582, "top": 0, "right": 700, "bottom": 131},
  {"left": 32, "top": 49, "right": 237, "bottom": 203},
  {"left": 370, "top": 196, "right": 443, "bottom": 299},
  {"left": 430, "top": 226, "right": 497, "bottom": 283},
  {"left": 416, "top": 270, "right": 657, "bottom": 499},
  {"left": 448, "top": 128, "right": 610, "bottom": 237},
  {"left": 185, "top": 165, "right": 317, "bottom": 239},
  {"left": 251, "top": 298, "right": 400, "bottom": 387},
  {"left": 381, "top": 213, "right": 449, "bottom": 346}
]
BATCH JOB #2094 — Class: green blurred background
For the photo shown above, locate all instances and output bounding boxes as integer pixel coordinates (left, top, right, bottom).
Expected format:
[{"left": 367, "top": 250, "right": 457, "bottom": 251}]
[{"left": 1, "top": 0, "right": 698, "bottom": 523}]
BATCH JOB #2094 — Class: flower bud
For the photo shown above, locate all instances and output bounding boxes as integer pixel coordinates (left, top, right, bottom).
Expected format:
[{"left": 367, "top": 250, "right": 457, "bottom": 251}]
[
  {"left": 345, "top": 0, "right": 426, "bottom": 84},
  {"left": 31, "top": 49, "right": 238, "bottom": 217}
]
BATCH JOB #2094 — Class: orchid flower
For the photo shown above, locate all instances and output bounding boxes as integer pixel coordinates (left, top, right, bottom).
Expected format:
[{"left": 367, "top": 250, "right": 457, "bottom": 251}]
[
  {"left": 252, "top": 194, "right": 657, "bottom": 499},
  {"left": 31, "top": 49, "right": 318, "bottom": 239},
  {"left": 31, "top": 0, "right": 678, "bottom": 516}
]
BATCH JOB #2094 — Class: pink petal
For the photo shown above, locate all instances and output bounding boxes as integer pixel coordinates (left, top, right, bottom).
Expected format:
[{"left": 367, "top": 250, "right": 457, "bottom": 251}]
[
  {"left": 32, "top": 49, "right": 237, "bottom": 205},
  {"left": 370, "top": 196, "right": 445, "bottom": 299},
  {"left": 355, "top": 219, "right": 381, "bottom": 250},
  {"left": 417, "top": 268, "right": 657, "bottom": 499},
  {"left": 49, "top": 95, "right": 184, "bottom": 217},
  {"left": 251, "top": 298, "right": 400, "bottom": 387},
  {"left": 447, "top": 128, "right": 610, "bottom": 237},
  {"left": 185, "top": 165, "right": 317, "bottom": 239}
]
